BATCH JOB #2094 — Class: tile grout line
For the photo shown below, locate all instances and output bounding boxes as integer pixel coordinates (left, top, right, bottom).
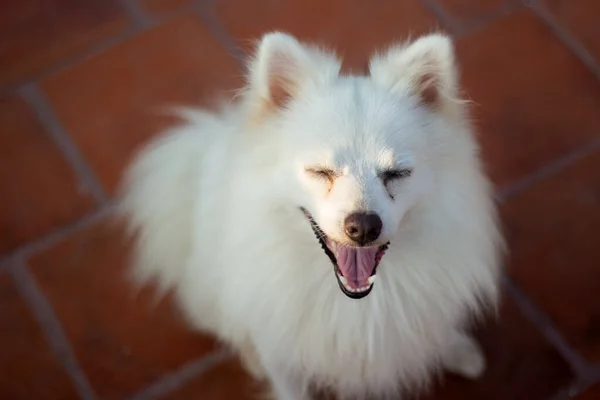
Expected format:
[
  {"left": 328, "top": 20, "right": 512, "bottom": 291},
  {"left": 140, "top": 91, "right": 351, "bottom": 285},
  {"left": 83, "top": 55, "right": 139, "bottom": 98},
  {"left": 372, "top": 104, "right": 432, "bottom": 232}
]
[
  {"left": 547, "top": 387, "right": 579, "bottom": 400},
  {"left": 19, "top": 84, "right": 108, "bottom": 206},
  {"left": 420, "top": 0, "right": 523, "bottom": 39},
  {"left": 0, "top": 4, "right": 194, "bottom": 98},
  {"left": 120, "top": 0, "right": 195, "bottom": 30},
  {"left": 418, "top": 0, "right": 462, "bottom": 34},
  {"left": 497, "top": 137, "right": 600, "bottom": 203},
  {"left": 525, "top": 0, "right": 600, "bottom": 83},
  {"left": 0, "top": 258, "right": 11, "bottom": 274},
  {"left": 127, "top": 348, "right": 233, "bottom": 400},
  {"left": 9, "top": 259, "right": 98, "bottom": 400},
  {"left": 147, "top": 3, "right": 199, "bottom": 27},
  {"left": 569, "top": 377, "right": 600, "bottom": 399},
  {"left": 504, "top": 276, "right": 600, "bottom": 387},
  {"left": 0, "top": 27, "right": 138, "bottom": 98},
  {"left": 120, "top": 0, "right": 154, "bottom": 29},
  {"left": 193, "top": 0, "right": 247, "bottom": 67},
  {"left": 0, "top": 202, "right": 115, "bottom": 263},
  {"left": 498, "top": 138, "right": 600, "bottom": 397},
  {"left": 454, "top": 1, "right": 523, "bottom": 38}
]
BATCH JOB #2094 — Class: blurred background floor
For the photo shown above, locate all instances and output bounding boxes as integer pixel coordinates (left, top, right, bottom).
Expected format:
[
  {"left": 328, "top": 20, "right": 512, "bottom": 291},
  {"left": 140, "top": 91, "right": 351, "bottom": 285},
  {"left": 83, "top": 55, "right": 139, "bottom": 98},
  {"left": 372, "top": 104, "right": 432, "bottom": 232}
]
[{"left": 1, "top": 0, "right": 600, "bottom": 399}]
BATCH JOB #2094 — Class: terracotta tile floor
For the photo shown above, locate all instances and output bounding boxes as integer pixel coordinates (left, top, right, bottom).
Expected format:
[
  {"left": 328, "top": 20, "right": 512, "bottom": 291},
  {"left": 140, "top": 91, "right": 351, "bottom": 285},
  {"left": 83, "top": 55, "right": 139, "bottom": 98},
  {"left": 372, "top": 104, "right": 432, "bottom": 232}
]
[{"left": 1, "top": 0, "right": 600, "bottom": 399}]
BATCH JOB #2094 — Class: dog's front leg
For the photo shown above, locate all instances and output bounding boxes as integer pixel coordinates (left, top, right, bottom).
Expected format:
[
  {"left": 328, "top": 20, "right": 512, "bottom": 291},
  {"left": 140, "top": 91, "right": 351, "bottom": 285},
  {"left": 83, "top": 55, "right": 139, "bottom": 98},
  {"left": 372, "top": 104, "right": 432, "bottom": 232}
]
[
  {"left": 263, "top": 361, "right": 310, "bottom": 400},
  {"left": 441, "top": 330, "right": 486, "bottom": 379}
]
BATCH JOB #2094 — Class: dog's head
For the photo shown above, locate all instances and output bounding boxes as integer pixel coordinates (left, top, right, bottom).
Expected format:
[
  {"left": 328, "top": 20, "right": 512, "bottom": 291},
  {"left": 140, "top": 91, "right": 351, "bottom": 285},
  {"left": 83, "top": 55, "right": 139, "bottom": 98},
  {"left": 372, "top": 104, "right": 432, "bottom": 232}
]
[{"left": 245, "top": 32, "right": 467, "bottom": 299}]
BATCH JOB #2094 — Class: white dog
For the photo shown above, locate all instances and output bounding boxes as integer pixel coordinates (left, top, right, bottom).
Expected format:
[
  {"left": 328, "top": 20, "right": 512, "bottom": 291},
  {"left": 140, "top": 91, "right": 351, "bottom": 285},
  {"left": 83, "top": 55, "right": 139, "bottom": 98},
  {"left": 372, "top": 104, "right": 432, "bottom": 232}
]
[{"left": 120, "top": 32, "right": 503, "bottom": 400}]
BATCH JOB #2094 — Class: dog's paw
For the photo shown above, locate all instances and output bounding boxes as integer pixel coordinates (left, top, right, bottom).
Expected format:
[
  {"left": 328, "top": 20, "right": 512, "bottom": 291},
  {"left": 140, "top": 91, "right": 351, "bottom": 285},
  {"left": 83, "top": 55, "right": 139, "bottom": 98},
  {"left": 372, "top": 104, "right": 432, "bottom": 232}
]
[
  {"left": 239, "top": 345, "right": 267, "bottom": 380},
  {"left": 442, "top": 332, "right": 486, "bottom": 379}
]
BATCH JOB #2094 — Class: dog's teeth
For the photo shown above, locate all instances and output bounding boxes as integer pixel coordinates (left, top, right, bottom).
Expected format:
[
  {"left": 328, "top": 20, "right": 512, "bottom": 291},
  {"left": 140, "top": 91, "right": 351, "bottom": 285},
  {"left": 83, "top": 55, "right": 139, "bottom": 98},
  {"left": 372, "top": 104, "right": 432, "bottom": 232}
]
[
  {"left": 344, "top": 285, "right": 370, "bottom": 293},
  {"left": 367, "top": 275, "right": 376, "bottom": 285},
  {"left": 340, "top": 278, "right": 374, "bottom": 293}
]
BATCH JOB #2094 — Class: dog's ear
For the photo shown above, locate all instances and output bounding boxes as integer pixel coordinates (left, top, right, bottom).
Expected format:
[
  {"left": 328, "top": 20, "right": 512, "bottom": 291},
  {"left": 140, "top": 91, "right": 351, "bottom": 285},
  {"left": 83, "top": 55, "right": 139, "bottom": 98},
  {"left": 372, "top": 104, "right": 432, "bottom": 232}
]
[
  {"left": 369, "top": 34, "right": 458, "bottom": 108},
  {"left": 249, "top": 32, "right": 337, "bottom": 110}
]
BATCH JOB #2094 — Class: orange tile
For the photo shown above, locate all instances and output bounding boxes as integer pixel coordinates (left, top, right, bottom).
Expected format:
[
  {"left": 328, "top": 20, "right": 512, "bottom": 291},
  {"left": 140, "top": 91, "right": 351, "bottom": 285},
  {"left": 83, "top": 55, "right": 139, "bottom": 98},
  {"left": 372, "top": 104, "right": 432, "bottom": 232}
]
[
  {"left": 543, "top": 0, "right": 600, "bottom": 65},
  {"left": 28, "top": 220, "right": 218, "bottom": 399},
  {"left": 437, "top": 0, "right": 518, "bottom": 24},
  {"left": 0, "top": 96, "right": 94, "bottom": 253},
  {"left": 214, "top": 0, "right": 443, "bottom": 71},
  {"left": 142, "top": 0, "right": 191, "bottom": 15},
  {"left": 43, "top": 14, "right": 241, "bottom": 193},
  {"left": 424, "top": 295, "right": 572, "bottom": 400},
  {"left": 456, "top": 10, "right": 600, "bottom": 187},
  {"left": 0, "top": 272, "right": 79, "bottom": 399},
  {"left": 164, "top": 358, "right": 263, "bottom": 400},
  {"left": 502, "top": 150, "right": 600, "bottom": 362},
  {"left": 0, "top": 0, "right": 130, "bottom": 88}
]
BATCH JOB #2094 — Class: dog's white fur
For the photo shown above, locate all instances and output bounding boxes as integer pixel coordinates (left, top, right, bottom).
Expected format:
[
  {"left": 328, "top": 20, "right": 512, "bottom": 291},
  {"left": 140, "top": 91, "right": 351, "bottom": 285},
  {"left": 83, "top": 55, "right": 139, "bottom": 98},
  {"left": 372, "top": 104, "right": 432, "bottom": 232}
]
[{"left": 120, "top": 32, "right": 503, "bottom": 400}]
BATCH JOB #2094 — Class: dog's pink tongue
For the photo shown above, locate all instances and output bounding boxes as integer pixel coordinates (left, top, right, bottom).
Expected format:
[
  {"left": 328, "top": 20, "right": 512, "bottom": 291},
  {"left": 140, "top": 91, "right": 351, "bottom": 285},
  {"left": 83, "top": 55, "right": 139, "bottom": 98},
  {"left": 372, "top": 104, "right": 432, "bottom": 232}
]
[{"left": 336, "top": 245, "right": 378, "bottom": 287}]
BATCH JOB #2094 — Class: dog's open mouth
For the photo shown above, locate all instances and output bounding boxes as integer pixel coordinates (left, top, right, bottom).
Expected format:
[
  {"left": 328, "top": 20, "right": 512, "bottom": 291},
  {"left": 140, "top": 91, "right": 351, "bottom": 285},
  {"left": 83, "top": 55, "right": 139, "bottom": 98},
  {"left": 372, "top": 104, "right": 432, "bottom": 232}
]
[{"left": 301, "top": 208, "right": 388, "bottom": 299}]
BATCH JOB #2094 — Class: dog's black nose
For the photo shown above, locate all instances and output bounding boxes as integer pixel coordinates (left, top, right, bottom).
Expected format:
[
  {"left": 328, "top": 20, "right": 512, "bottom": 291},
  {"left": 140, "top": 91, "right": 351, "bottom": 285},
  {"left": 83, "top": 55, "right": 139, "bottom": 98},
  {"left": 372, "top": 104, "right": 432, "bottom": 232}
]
[{"left": 344, "top": 212, "right": 382, "bottom": 245}]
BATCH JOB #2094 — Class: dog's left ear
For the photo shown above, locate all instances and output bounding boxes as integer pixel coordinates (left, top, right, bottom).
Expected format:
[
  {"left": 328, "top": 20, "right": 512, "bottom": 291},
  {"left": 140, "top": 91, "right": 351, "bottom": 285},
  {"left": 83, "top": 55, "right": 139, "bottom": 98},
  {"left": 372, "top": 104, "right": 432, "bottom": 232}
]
[{"left": 369, "top": 34, "right": 458, "bottom": 108}]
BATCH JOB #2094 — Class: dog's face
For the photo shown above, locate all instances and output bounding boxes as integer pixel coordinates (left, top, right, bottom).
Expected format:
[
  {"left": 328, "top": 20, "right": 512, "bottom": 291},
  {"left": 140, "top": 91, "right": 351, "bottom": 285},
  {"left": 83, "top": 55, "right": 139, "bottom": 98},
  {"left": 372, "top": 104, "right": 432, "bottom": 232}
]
[{"left": 248, "top": 33, "right": 461, "bottom": 299}]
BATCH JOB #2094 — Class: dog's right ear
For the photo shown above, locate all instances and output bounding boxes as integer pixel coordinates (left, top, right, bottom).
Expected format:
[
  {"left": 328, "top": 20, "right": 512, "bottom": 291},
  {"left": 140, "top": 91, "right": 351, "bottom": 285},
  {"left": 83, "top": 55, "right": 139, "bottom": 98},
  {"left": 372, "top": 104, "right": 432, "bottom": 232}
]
[
  {"left": 369, "top": 34, "right": 459, "bottom": 110},
  {"left": 248, "top": 32, "right": 337, "bottom": 111}
]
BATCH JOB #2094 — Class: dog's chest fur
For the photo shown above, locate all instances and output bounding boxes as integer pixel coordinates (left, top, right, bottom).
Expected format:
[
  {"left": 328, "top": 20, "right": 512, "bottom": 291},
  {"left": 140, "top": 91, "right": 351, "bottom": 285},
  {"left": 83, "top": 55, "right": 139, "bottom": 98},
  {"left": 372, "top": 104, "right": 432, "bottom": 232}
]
[{"left": 201, "top": 216, "right": 468, "bottom": 394}]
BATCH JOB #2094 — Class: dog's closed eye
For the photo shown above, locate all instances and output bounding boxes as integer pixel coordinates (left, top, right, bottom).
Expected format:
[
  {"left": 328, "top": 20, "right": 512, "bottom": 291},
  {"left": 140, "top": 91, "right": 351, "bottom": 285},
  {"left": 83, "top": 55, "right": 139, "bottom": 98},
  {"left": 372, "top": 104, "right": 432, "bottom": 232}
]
[
  {"left": 305, "top": 167, "right": 338, "bottom": 183},
  {"left": 380, "top": 169, "right": 412, "bottom": 186}
]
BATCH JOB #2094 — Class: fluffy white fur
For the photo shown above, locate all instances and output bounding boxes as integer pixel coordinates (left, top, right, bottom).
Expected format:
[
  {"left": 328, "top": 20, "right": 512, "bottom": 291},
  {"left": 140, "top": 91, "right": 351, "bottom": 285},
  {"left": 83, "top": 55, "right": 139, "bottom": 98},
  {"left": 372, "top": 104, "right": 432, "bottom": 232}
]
[{"left": 119, "top": 32, "right": 503, "bottom": 400}]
